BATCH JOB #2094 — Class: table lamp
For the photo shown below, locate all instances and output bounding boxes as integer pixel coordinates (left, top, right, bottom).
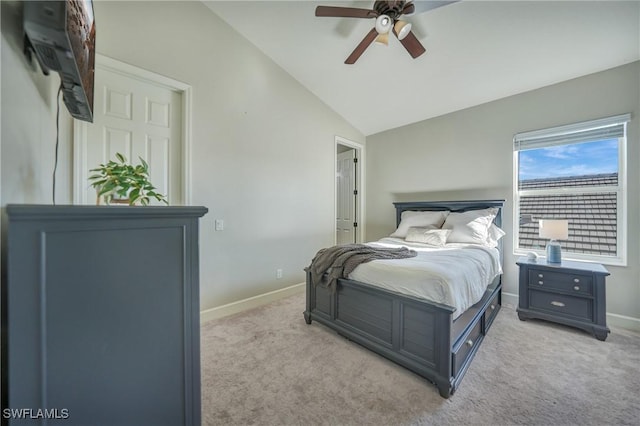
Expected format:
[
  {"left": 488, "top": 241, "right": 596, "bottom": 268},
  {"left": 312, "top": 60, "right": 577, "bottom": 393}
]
[{"left": 539, "top": 219, "right": 569, "bottom": 264}]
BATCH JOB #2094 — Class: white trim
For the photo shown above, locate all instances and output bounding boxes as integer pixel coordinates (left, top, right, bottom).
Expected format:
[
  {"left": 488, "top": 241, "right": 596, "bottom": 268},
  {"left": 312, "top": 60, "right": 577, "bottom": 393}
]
[
  {"left": 607, "top": 312, "right": 640, "bottom": 333},
  {"left": 73, "top": 54, "right": 193, "bottom": 205},
  {"left": 501, "top": 292, "right": 518, "bottom": 310},
  {"left": 200, "top": 282, "right": 305, "bottom": 323},
  {"left": 512, "top": 126, "right": 627, "bottom": 266},
  {"left": 96, "top": 54, "right": 191, "bottom": 92},
  {"left": 514, "top": 113, "right": 631, "bottom": 143},
  {"left": 73, "top": 120, "right": 89, "bottom": 203},
  {"left": 181, "top": 86, "right": 193, "bottom": 205},
  {"left": 334, "top": 136, "right": 366, "bottom": 245},
  {"left": 616, "top": 125, "right": 627, "bottom": 266}
]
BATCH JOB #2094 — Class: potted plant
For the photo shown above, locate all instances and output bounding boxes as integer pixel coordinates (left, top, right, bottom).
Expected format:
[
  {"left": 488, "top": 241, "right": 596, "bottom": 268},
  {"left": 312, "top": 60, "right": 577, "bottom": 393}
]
[{"left": 88, "top": 153, "right": 168, "bottom": 206}]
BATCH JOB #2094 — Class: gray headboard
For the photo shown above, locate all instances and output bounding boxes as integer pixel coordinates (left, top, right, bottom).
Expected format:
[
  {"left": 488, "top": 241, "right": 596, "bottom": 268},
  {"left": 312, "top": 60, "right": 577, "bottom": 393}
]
[
  {"left": 392, "top": 199, "right": 506, "bottom": 263},
  {"left": 392, "top": 200, "right": 504, "bottom": 228}
]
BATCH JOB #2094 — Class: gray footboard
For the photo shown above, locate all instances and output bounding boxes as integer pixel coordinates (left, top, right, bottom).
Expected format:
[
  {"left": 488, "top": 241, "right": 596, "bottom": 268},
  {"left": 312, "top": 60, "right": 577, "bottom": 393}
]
[{"left": 304, "top": 270, "right": 502, "bottom": 398}]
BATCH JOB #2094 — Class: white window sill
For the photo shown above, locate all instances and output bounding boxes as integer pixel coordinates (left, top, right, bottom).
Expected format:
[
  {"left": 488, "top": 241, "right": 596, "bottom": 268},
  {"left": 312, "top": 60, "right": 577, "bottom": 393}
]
[{"left": 513, "top": 249, "right": 626, "bottom": 267}]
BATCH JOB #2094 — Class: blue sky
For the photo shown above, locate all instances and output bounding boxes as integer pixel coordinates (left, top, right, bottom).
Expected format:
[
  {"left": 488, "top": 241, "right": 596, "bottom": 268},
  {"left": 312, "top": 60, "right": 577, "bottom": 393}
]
[{"left": 519, "top": 139, "right": 618, "bottom": 181}]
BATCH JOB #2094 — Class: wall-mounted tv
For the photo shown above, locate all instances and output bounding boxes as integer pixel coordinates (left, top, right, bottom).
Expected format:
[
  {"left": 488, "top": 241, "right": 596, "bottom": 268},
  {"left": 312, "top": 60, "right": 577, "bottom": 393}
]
[{"left": 24, "top": 0, "right": 96, "bottom": 123}]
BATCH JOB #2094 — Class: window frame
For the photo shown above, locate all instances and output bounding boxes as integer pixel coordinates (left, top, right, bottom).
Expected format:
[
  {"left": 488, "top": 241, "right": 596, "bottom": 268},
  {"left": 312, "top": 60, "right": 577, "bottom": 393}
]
[{"left": 513, "top": 115, "right": 629, "bottom": 266}]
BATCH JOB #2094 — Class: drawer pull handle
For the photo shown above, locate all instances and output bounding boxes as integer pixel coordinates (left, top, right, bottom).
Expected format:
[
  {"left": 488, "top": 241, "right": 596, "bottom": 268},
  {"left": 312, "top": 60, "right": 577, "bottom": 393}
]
[
  {"left": 538, "top": 281, "right": 544, "bottom": 285},
  {"left": 550, "top": 301, "right": 565, "bottom": 307},
  {"left": 466, "top": 339, "right": 473, "bottom": 347},
  {"left": 538, "top": 274, "right": 544, "bottom": 278},
  {"left": 574, "top": 278, "right": 580, "bottom": 283},
  {"left": 574, "top": 286, "right": 580, "bottom": 291}
]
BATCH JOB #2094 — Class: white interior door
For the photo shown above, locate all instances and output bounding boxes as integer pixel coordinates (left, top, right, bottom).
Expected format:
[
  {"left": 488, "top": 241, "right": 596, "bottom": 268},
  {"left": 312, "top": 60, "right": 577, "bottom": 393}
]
[
  {"left": 75, "top": 57, "right": 184, "bottom": 205},
  {"left": 336, "top": 149, "right": 357, "bottom": 245}
]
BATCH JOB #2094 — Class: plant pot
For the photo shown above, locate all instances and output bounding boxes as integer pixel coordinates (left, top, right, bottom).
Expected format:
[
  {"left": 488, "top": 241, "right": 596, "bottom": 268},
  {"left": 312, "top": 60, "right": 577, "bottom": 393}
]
[
  {"left": 108, "top": 198, "right": 131, "bottom": 206},
  {"left": 96, "top": 189, "right": 132, "bottom": 206}
]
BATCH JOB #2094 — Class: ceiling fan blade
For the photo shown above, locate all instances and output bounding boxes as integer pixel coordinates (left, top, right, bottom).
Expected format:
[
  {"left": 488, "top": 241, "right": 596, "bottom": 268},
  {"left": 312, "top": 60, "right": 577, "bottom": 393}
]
[
  {"left": 315, "top": 6, "right": 378, "bottom": 19},
  {"left": 402, "top": 2, "right": 416, "bottom": 15},
  {"left": 410, "top": 1, "right": 459, "bottom": 14},
  {"left": 345, "top": 28, "right": 378, "bottom": 64},
  {"left": 395, "top": 29, "right": 426, "bottom": 58}
]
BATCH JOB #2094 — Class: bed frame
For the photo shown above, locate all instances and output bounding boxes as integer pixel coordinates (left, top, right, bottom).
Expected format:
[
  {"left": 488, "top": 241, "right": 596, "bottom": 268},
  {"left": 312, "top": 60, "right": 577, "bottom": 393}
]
[{"left": 304, "top": 200, "right": 505, "bottom": 398}]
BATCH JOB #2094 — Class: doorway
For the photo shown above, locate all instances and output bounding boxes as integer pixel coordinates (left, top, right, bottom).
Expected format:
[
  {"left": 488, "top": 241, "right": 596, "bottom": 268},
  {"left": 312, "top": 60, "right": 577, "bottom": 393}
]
[
  {"left": 74, "top": 54, "right": 192, "bottom": 205},
  {"left": 335, "top": 136, "right": 364, "bottom": 245}
]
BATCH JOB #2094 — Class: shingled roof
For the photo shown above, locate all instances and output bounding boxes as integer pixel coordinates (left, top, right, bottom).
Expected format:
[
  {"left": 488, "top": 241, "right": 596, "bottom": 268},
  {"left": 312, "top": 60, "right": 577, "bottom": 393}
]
[{"left": 519, "top": 173, "right": 618, "bottom": 256}]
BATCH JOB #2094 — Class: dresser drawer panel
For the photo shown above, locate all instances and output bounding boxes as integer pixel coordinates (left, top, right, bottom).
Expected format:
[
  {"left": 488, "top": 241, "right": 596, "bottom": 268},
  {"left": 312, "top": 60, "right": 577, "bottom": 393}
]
[
  {"left": 529, "top": 290, "right": 593, "bottom": 322},
  {"left": 452, "top": 319, "right": 482, "bottom": 377},
  {"left": 528, "top": 269, "right": 593, "bottom": 296}
]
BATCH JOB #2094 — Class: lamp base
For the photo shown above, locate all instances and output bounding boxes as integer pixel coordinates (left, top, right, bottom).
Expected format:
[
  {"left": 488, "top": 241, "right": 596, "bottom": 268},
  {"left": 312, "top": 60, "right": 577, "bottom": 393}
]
[{"left": 546, "top": 240, "right": 562, "bottom": 264}]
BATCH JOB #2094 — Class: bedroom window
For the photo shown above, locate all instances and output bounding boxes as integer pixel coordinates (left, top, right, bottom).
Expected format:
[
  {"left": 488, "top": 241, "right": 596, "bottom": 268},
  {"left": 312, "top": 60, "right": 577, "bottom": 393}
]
[{"left": 513, "top": 114, "right": 630, "bottom": 266}]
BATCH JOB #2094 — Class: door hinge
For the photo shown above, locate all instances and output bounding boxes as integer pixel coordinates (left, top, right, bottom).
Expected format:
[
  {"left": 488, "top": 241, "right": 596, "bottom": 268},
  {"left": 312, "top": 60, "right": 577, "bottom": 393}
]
[
  {"left": 353, "top": 222, "right": 358, "bottom": 228},
  {"left": 353, "top": 158, "right": 358, "bottom": 164},
  {"left": 353, "top": 189, "right": 358, "bottom": 195}
]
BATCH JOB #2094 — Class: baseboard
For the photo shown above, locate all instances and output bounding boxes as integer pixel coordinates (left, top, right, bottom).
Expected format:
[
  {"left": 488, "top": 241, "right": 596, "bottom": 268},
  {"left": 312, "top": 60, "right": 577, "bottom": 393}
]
[
  {"left": 607, "top": 312, "right": 640, "bottom": 333},
  {"left": 200, "top": 282, "right": 305, "bottom": 323},
  {"left": 501, "top": 292, "right": 518, "bottom": 310},
  {"left": 502, "top": 291, "right": 640, "bottom": 333}
]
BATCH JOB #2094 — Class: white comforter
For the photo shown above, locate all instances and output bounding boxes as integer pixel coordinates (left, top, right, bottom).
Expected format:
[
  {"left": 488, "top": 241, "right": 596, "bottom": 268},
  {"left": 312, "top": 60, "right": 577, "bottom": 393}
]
[{"left": 348, "top": 237, "right": 502, "bottom": 319}]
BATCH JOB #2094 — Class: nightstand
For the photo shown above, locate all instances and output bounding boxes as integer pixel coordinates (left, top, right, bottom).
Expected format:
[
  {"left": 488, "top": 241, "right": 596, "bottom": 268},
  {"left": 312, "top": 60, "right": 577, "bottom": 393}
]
[{"left": 516, "top": 257, "right": 610, "bottom": 341}]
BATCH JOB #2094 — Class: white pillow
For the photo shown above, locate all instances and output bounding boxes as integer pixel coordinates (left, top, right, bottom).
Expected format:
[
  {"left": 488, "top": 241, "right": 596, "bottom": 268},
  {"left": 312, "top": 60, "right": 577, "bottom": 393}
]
[
  {"left": 485, "top": 224, "right": 506, "bottom": 248},
  {"left": 442, "top": 208, "right": 498, "bottom": 245},
  {"left": 405, "top": 227, "right": 451, "bottom": 247},
  {"left": 390, "top": 210, "right": 449, "bottom": 238}
]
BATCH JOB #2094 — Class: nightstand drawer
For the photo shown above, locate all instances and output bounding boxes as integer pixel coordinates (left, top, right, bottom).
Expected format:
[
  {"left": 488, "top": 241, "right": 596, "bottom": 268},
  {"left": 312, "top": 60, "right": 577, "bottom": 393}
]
[
  {"left": 528, "top": 269, "right": 593, "bottom": 296},
  {"left": 529, "top": 290, "right": 593, "bottom": 322}
]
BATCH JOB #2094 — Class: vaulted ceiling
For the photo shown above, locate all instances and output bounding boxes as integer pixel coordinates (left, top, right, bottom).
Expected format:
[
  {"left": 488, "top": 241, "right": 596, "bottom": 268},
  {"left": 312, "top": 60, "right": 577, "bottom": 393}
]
[{"left": 204, "top": 1, "right": 640, "bottom": 136}]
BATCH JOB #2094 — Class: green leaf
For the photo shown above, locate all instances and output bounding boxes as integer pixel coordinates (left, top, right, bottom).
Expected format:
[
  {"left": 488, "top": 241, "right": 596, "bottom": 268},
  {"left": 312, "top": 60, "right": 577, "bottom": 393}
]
[{"left": 87, "top": 152, "right": 167, "bottom": 206}]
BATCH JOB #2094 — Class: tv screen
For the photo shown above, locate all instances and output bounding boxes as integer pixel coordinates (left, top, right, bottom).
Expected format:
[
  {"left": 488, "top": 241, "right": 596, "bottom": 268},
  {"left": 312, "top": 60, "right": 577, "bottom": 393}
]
[{"left": 24, "top": 0, "right": 96, "bottom": 122}]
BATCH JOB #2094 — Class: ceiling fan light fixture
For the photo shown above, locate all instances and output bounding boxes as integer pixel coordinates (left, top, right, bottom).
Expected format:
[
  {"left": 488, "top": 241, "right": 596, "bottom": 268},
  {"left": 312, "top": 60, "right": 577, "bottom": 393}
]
[
  {"left": 374, "top": 33, "right": 389, "bottom": 46},
  {"left": 375, "top": 14, "right": 392, "bottom": 34},
  {"left": 394, "top": 20, "right": 412, "bottom": 40}
]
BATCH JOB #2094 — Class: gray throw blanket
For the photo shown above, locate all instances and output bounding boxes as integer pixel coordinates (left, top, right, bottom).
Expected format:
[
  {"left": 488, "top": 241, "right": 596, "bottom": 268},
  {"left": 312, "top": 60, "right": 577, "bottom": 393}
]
[{"left": 306, "top": 244, "right": 417, "bottom": 293}]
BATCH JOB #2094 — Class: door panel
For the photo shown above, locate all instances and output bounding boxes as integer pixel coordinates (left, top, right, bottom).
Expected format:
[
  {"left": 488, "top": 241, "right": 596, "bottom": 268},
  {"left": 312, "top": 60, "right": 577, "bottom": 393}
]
[
  {"left": 76, "top": 61, "right": 182, "bottom": 205},
  {"left": 337, "top": 149, "right": 356, "bottom": 245}
]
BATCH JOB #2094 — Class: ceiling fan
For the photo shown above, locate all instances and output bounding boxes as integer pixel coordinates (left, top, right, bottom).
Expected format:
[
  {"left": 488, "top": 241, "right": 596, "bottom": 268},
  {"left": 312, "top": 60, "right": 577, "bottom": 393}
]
[{"left": 315, "top": 1, "right": 454, "bottom": 64}]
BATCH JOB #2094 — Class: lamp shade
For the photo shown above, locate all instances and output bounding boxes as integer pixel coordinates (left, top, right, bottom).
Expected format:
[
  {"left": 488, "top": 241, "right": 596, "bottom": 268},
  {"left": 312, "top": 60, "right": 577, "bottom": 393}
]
[
  {"left": 375, "top": 14, "right": 392, "bottom": 34},
  {"left": 394, "top": 21, "right": 412, "bottom": 40},
  {"left": 539, "top": 219, "right": 569, "bottom": 240},
  {"left": 374, "top": 33, "right": 389, "bottom": 46}
]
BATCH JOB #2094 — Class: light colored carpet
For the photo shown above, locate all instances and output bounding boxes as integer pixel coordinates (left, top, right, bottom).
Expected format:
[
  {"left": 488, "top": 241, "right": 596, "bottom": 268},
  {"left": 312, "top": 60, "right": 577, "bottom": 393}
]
[{"left": 200, "top": 292, "right": 640, "bottom": 425}]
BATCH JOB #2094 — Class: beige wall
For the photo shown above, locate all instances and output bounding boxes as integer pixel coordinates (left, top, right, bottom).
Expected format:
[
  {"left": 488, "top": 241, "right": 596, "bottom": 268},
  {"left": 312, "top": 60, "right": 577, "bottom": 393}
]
[
  {"left": 365, "top": 61, "right": 640, "bottom": 329},
  {"left": 1, "top": 1, "right": 75, "bottom": 205},
  {"left": 1, "top": 1, "right": 365, "bottom": 310}
]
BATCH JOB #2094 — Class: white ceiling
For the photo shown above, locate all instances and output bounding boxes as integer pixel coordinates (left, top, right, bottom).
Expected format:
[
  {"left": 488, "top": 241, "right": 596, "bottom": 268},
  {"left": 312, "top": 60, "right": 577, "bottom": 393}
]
[{"left": 204, "top": 1, "right": 639, "bottom": 136}]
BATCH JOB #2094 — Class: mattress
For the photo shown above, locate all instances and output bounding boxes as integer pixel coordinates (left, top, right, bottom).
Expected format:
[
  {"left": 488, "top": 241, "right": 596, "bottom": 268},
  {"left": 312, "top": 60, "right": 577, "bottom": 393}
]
[{"left": 348, "top": 237, "right": 502, "bottom": 319}]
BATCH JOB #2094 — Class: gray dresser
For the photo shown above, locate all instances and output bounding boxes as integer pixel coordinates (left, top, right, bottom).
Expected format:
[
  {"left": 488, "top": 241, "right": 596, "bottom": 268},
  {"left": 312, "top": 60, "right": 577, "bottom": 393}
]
[
  {"left": 516, "top": 257, "right": 609, "bottom": 341},
  {"left": 2, "top": 205, "right": 207, "bottom": 425}
]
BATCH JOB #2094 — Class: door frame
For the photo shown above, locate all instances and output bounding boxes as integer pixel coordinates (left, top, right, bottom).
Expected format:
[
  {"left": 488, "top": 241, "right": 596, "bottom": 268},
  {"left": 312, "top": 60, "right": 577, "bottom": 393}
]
[
  {"left": 73, "top": 54, "right": 193, "bottom": 205},
  {"left": 335, "top": 136, "right": 365, "bottom": 244}
]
